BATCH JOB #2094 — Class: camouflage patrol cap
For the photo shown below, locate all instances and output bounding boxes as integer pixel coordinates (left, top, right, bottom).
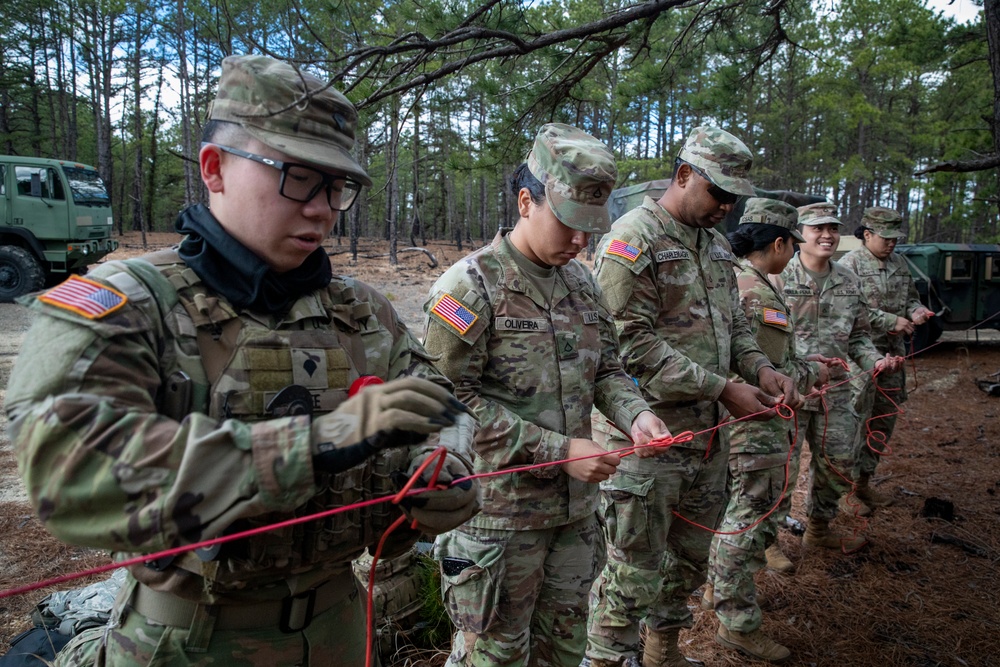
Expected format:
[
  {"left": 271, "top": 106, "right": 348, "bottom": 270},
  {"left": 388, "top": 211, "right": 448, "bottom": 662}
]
[
  {"left": 677, "top": 126, "right": 755, "bottom": 197},
  {"left": 527, "top": 123, "right": 617, "bottom": 234},
  {"left": 739, "top": 198, "right": 805, "bottom": 242},
  {"left": 797, "top": 201, "right": 842, "bottom": 226},
  {"left": 861, "top": 206, "right": 906, "bottom": 240},
  {"left": 207, "top": 55, "right": 372, "bottom": 186}
]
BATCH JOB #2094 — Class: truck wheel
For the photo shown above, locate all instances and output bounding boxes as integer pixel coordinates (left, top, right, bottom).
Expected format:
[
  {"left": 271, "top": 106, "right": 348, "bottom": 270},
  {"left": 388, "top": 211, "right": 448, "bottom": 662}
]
[{"left": 0, "top": 246, "right": 46, "bottom": 302}]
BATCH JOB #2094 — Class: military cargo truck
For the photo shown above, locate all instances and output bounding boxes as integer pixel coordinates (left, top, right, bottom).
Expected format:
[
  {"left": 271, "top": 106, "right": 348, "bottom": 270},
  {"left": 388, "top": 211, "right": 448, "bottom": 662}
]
[
  {"left": 606, "top": 178, "right": 826, "bottom": 231},
  {"left": 896, "top": 243, "right": 1000, "bottom": 350},
  {"left": 0, "top": 156, "right": 118, "bottom": 301}
]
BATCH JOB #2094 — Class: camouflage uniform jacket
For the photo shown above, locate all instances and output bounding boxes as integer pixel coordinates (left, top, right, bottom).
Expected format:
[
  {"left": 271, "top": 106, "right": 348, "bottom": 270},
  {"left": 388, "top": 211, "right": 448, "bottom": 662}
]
[
  {"left": 774, "top": 255, "right": 882, "bottom": 411},
  {"left": 839, "top": 247, "right": 924, "bottom": 356},
  {"left": 593, "top": 196, "right": 773, "bottom": 448},
  {"left": 6, "top": 253, "right": 449, "bottom": 604},
  {"left": 422, "top": 232, "right": 649, "bottom": 531},
  {"left": 729, "top": 259, "right": 821, "bottom": 455}
]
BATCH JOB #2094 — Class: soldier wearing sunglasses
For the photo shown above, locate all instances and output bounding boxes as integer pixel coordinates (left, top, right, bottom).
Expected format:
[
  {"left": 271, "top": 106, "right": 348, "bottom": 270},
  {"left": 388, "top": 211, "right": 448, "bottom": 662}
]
[{"left": 586, "top": 127, "right": 801, "bottom": 667}]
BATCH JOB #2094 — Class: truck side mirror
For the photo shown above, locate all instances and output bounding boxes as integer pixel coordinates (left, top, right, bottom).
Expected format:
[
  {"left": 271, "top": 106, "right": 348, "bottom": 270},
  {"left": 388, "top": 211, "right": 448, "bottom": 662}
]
[{"left": 30, "top": 172, "right": 42, "bottom": 197}]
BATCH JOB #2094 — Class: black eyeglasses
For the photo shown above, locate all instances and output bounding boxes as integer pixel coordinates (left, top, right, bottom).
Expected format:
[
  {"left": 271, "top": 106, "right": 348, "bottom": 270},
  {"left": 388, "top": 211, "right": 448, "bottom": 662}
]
[
  {"left": 681, "top": 161, "right": 741, "bottom": 206},
  {"left": 207, "top": 144, "right": 362, "bottom": 211}
]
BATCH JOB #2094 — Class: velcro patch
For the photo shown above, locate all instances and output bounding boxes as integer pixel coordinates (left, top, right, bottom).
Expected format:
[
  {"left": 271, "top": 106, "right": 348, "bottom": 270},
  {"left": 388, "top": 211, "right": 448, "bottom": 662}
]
[
  {"left": 431, "top": 294, "right": 479, "bottom": 334},
  {"left": 38, "top": 275, "right": 127, "bottom": 319},
  {"left": 495, "top": 317, "right": 547, "bottom": 332},
  {"left": 606, "top": 239, "right": 642, "bottom": 262},
  {"left": 762, "top": 308, "right": 789, "bottom": 328},
  {"left": 655, "top": 249, "right": 691, "bottom": 262}
]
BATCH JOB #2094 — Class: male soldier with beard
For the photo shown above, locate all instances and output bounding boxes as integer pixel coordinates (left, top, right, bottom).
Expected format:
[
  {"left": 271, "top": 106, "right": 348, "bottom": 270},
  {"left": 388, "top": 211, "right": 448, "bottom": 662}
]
[{"left": 585, "top": 127, "right": 799, "bottom": 667}]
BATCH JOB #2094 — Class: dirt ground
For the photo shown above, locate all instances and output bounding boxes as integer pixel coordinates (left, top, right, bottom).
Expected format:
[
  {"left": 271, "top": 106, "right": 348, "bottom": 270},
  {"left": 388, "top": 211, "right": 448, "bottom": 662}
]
[{"left": 1, "top": 232, "right": 999, "bottom": 666}]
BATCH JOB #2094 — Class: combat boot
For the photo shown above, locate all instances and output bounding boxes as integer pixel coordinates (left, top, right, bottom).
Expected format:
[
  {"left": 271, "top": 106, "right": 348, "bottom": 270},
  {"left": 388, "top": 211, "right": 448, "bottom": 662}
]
[
  {"left": 715, "top": 625, "right": 791, "bottom": 663},
  {"left": 803, "top": 518, "right": 868, "bottom": 552},
  {"left": 642, "top": 627, "right": 693, "bottom": 667},
  {"left": 700, "top": 584, "right": 714, "bottom": 610},
  {"left": 856, "top": 474, "right": 895, "bottom": 508},
  {"left": 838, "top": 494, "right": 872, "bottom": 517},
  {"left": 765, "top": 544, "right": 795, "bottom": 573}
]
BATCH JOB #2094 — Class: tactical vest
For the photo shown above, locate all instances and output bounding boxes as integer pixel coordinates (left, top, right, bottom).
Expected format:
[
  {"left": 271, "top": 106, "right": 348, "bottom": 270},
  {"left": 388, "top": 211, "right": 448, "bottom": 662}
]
[{"left": 93, "top": 250, "right": 411, "bottom": 596}]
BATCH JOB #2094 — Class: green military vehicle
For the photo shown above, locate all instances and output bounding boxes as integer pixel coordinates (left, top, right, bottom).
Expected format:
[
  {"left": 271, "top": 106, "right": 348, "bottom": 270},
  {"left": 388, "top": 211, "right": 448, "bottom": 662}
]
[
  {"left": 896, "top": 243, "right": 1000, "bottom": 350},
  {"left": 0, "top": 156, "right": 118, "bottom": 301},
  {"left": 606, "top": 178, "right": 826, "bottom": 231}
]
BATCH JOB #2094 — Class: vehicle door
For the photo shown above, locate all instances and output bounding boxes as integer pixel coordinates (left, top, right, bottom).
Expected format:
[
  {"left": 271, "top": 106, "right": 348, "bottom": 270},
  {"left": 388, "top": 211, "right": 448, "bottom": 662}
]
[{"left": 11, "top": 163, "right": 70, "bottom": 242}]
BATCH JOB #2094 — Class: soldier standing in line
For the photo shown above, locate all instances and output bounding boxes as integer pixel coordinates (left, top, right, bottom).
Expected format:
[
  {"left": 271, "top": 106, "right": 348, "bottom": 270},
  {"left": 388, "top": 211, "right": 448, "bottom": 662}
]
[
  {"left": 773, "top": 202, "right": 903, "bottom": 553},
  {"left": 840, "top": 207, "right": 933, "bottom": 513},
  {"left": 5, "top": 55, "right": 480, "bottom": 666},
  {"left": 584, "top": 127, "right": 800, "bottom": 667},
  {"left": 702, "top": 199, "right": 836, "bottom": 663},
  {"left": 422, "top": 124, "right": 670, "bottom": 667}
]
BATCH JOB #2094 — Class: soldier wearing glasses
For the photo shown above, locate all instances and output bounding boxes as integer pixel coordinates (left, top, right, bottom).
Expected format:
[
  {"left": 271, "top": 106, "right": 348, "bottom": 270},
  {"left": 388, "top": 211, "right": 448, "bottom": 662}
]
[
  {"left": 585, "top": 127, "right": 799, "bottom": 667},
  {"left": 6, "top": 55, "right": 480, "bottom": 666}
]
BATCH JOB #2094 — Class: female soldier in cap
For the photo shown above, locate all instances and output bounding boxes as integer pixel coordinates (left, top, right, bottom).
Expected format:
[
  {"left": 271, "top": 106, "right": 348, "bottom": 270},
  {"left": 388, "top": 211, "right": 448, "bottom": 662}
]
[
  {"left": 422, "top": 123, "right": 669, "bottom": 667},
  {"left": 703, "top": 198, "right": 835, "bottom": 663},
  {"left": 6, "top": 55, "right": 479, "bottom": 666},
  {"left": 840, "top": 208, "right": 933, "bottom": 512},
  {"left": 774, "top": 203, "right": 903, "bottom": 553}
]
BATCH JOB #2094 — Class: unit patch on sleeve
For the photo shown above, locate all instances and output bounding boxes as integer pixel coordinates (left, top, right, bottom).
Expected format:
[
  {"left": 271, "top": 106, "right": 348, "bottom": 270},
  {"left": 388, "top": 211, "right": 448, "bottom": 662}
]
[
  {"left": 431, "top": 293, "right": 479, "bottom": 334},
  {"left": 762, "top": 308, "right": 789, "bottom": 328},
  {"left": 38, "top": 275, "right": 127, "bottom": 319},
  {"left": 606, "top": 239, "right": 642, "bottom": 262}
]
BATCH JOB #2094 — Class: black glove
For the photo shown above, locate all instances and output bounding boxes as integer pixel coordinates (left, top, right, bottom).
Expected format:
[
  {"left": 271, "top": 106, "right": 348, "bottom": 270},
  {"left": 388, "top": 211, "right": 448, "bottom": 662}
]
[
  {"left": 311, "top": 376, "right": 468, "bottom": 475},
  {"left": 395, "top": 446, "right": 480, "bottom": 535}
]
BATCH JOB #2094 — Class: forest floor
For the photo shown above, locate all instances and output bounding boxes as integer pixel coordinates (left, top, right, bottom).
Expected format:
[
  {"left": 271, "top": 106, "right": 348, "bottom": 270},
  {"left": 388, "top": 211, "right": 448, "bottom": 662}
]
[{"left": 1, "top": 231, "right": 999, "bottom": 666}]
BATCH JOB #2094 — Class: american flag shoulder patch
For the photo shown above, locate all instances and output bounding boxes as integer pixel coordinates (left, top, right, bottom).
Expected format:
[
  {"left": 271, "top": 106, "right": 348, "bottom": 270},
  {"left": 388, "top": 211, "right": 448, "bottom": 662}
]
[
  {"left": 431, "top": 293, "right": 479, "bottom": 335},
  {"left": 606, "top": 239, "right": 642, "bottom": 262},
  {"left": 38, "top": 275, "right": 127, "bottom": 319},
  {"left": 762, "top": 308, "right": 789, "bottom": 327}
]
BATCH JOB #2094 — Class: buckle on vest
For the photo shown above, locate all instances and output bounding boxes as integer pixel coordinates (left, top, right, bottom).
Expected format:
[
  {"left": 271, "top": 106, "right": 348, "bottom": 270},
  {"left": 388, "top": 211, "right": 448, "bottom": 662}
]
[{"left": 279, "top": 588, "right": 317, "bottom": 633}]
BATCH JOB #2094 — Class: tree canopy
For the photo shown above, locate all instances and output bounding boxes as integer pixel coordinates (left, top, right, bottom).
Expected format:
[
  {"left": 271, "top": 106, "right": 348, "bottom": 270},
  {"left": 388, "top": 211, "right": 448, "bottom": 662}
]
[{"left": 0, "top": 0, "right": 995, "bottom": 252}]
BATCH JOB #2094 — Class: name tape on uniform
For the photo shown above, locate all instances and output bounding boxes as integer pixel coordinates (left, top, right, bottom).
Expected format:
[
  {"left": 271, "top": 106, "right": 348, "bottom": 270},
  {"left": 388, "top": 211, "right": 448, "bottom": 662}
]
[
  {"left": 431, "top": 293, "right": 479, "bottom": 334},
  {"left": 495, "top": 317, "right": 547, "bottom": 331},
  {"left": 39, "top": 275, "right": 127, "bottom": 319},
  {"left": 655, "top": 249, "right": 691, "bottom": 262}
]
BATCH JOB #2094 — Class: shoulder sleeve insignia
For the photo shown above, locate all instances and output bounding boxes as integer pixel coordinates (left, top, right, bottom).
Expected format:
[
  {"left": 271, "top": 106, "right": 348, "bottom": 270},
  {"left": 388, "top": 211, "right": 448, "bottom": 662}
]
[
  {"left": 606, "top": 239, "right": 642, "bottom": 262},
  {"left": 762, "top": 308, "right": 789, "bottom": 327},
  {"left": 430, "top": 293, "right": 479, "bottom": 334},
  {"left": 38, "top": 275, "right": 127, "bottom": 319}
]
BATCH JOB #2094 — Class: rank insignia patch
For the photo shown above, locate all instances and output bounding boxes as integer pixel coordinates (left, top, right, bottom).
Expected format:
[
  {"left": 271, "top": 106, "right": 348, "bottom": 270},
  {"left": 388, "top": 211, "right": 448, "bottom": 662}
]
[
  {"left": 607, "top": 239, "right": 642, "bottom": 262},
  {"left": 38, "top": 275, "right": 127, "bottom": 319},
  {"left": 431, "top": 294, "right": 478, "bottom": 334}
]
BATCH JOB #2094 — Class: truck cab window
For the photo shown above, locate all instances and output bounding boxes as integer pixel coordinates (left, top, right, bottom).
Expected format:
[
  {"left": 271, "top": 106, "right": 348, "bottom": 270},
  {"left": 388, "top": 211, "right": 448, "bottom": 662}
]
[{"left": 15, "top": 166, "right": 64, "bottom": 200}]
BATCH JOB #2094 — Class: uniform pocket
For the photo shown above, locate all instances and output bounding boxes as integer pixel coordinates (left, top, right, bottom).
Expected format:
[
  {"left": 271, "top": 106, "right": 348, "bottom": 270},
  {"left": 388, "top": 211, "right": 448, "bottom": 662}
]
[
  {"left": 434, "top": 531, "right": 506, "bottom": 633},
  {"left": 599, "top": 473, "right": 655, "bottom": 551}
]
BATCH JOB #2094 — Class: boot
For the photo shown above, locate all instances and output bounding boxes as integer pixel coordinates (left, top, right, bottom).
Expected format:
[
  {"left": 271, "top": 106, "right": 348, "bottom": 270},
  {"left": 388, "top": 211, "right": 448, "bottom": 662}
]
[
  {"left": 642, "top": 627, "right": 694, "bottom": 667},
  {"left": 700, "top": 584, "right": 714, "bottom": 610},
  {"left": 765, "top": 544, "right": 795, "bottom": 574},
  {"left": 715, "top": 625, "right": 791, "bottom": 663},
  {"left": 803, "top": 518, "right": 868, "bottom": 552},
  {"left": 587, "top": 660, "right": 625, "bottom": 667},
  {"left": 838, "top": 494, "right": 872, "bottom": 517},
  {"left": 856, "top": 473, "right": 895, "bottom": 508}
]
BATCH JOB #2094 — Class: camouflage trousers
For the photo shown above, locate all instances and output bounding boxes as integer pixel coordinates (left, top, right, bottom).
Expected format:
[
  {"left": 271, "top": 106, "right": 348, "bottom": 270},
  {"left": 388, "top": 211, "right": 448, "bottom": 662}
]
[
  {"left": 853, "top": 369, "right": 906, "bottom": 478},
  {"left": 437, "top": 514, "right": 605, "bottom": 667},
  {"left": 707, "top": 453, "right": 787, "bottom": 633},
  {"left": 778, "top": 399, "right": 862, "bottom": 523},
  {"left": 53, "top": 572, "right": 371, "bottom": 666},
  {"left": 586, "top": 442, "right": 727, "bottom": 662}
]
